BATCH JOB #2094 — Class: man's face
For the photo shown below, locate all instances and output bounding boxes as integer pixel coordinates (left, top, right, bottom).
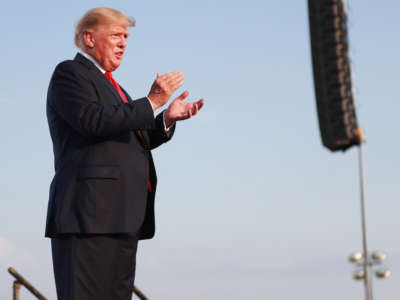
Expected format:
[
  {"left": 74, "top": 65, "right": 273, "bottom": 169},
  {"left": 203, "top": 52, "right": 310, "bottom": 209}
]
[{"left": 88, "top": 23, "right": 130, "bottom": 72}]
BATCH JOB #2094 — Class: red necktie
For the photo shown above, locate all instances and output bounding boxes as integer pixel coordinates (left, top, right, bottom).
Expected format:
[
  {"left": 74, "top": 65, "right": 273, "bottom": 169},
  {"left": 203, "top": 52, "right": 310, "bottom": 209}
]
[
  {"left": 104, "top": 72, "right": 152, "bottom": 193},
  {"left": 104, "top": 72, "right": 128, "bottom": 103}
]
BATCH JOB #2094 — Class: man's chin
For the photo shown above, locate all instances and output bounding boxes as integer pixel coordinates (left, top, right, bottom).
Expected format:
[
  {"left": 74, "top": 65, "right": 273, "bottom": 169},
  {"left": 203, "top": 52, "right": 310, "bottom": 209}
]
[
  {"left": 112, "top": 60, "right": 122, "bottom": 70},
  {"left": 107, "top": 63, "right": 121, "bottom": 72}
]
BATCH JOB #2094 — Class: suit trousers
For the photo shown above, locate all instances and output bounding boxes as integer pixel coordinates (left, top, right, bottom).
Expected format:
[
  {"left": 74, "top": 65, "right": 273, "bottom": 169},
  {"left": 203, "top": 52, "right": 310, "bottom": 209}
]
[{"left": 51, "top": 233, "right": 139, "bottom": 300}]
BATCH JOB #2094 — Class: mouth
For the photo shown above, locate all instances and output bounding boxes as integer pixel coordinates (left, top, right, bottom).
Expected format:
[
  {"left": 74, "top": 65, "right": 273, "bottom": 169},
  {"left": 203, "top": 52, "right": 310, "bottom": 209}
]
[{"left": 115, "top": 51, "right": 124, "bottom": 60}]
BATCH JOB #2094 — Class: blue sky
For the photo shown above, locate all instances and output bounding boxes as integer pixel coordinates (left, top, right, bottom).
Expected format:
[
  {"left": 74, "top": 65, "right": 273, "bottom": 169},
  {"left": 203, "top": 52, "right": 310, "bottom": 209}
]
[{"left": 0, "top": 1, "right": 399, "bottom": 299}]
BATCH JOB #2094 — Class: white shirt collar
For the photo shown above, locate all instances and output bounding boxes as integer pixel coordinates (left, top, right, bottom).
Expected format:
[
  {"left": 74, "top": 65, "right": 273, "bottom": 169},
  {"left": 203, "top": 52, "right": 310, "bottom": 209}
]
[{"left": 80, "top": 51, "right": 106, "bottom": 74}]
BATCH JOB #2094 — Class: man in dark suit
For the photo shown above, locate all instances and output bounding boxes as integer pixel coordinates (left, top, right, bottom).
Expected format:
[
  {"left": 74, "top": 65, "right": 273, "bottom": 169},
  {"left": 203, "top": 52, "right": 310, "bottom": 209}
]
[{"left": 45, "top": 7, "right": 204, "bottom": 300}]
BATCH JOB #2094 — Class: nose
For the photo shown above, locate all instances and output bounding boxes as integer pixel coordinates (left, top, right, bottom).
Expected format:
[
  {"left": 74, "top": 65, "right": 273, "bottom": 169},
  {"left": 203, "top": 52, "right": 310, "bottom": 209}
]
[{"left": 119, "top": 36, "right": 127, "bottom": 49}]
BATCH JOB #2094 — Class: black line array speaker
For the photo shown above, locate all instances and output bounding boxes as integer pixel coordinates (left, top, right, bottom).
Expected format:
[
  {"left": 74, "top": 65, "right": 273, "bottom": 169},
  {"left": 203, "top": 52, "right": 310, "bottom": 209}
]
[{"left": 308, "top": 0, "right": 361, "bottom": 151}]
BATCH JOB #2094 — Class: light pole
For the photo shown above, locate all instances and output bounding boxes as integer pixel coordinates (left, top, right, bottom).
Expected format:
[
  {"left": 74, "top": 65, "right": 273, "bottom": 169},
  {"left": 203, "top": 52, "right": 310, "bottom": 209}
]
[{"left": 349, "top": 251, "right": 391, "bottom": 299}]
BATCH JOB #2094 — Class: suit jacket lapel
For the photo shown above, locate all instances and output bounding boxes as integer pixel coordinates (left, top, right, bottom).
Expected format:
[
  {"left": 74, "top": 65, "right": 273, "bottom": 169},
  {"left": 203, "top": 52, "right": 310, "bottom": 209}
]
[{"left": 74, "top": 53, "right": 123, "bottom": 105}]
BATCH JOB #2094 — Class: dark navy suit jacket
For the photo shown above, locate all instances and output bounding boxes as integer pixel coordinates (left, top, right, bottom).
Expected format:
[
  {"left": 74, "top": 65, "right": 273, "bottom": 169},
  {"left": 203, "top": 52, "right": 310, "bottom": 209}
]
[{"left": 45, "top": 53, "right": 175, "bottom": 239}]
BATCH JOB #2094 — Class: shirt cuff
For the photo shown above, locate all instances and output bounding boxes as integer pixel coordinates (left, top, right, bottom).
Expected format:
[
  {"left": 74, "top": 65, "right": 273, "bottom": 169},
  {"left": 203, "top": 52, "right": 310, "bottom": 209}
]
[
  {"left": 146, "top": 97, "right": 173, "bottom": 133},
  {"left": 163, "top": 111, "right": 174, "bottom": 133},
  {"left": 146, "top": 97, "right": 156, "bottom": 118}
]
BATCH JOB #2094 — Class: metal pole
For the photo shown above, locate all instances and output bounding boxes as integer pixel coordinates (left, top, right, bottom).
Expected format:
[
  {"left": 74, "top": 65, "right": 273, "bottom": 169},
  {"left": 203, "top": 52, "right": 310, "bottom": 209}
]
[
  {"left": 13, "top": 281, "right": 21, "bottom": 300},
  {"left": 132, "top": 285, "right": 148, "bottom": 300},
  {"left": 8, "top": 267, "right": 47, "bottom": 300},
  {"left": 358, "top": 143, "right": 373, "bottom": 300}
]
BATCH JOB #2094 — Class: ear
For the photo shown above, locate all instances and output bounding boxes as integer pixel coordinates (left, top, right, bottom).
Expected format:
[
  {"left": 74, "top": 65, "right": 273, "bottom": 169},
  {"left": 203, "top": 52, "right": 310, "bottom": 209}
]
[{"left": 83, "top": 31, "right": 95, "bottom": 48}]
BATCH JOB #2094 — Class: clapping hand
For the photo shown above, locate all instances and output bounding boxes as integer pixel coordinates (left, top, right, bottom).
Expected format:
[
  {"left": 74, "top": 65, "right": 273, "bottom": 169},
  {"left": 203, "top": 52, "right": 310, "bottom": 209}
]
[
  {"left": 147, "top": 72, "right": 184, "bottom": 110},
  {"left": 164, "top": 90, "right": 205, "bottom": 128}
]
